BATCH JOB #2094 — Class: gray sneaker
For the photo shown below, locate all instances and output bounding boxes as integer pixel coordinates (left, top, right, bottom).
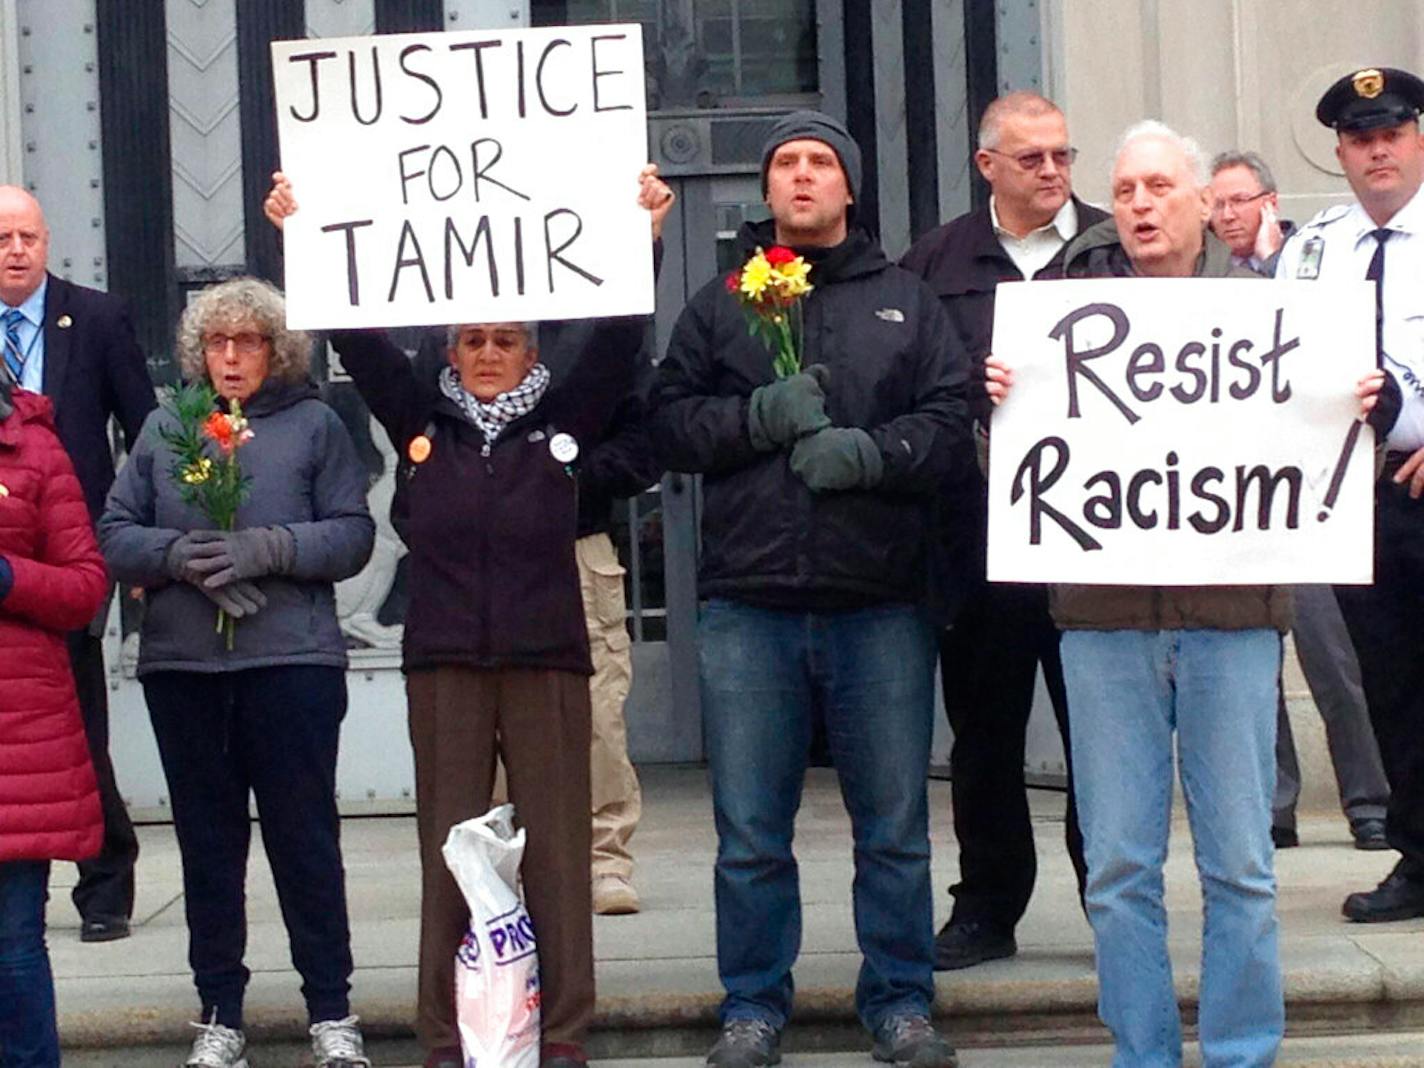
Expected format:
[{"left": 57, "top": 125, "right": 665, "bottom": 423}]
[
  {"left": 310, "top": 1014, "right": 371, "bottom": 1067},
  {"left": 183, "top": 1016, "right": 248, "bottom": 1068},
  {"left": 706, "top": 1016, "right": 781, "bottom": 1067},
  {"left": 872, "top": 1012, "right": 958, "bottom": 1068}
]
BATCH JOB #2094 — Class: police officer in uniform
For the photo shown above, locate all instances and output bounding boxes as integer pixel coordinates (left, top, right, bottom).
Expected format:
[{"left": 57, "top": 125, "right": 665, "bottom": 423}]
[{"left": 1276, "top": 66, "right": 1424, "bottom": 922}]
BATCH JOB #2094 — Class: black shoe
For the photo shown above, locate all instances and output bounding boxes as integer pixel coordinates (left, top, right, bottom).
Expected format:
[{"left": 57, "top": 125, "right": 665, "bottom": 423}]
[
  {"left": 541, "top": 1043, "right": 589, "bottom": 1068},
  {"left": 80, "top": 916, "right": 131, "bottom": 943},
  {"left": 1342, "top": 867, "right": 1424, "bottom": 922},
  {"left": 1352, "top": 818, "right": 1389, "bottom": 851},
  {"left": 872, "top": 1012, "right": 958, "bottom": 1067},
  {"left": 706, "top": 1017, "right": 781, "bottom": 1067},
  {"left": 1270, "top": 826, "right": 1299, "bottom": 849},
  {"left": 932, "top": 919, "right": 1016, "bottom": 971}
]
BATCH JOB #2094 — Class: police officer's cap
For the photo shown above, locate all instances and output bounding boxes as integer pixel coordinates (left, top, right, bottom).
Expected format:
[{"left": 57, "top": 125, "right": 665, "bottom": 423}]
[{"left": 1316, "top": 67, "right": 1424, "bottom": 132}]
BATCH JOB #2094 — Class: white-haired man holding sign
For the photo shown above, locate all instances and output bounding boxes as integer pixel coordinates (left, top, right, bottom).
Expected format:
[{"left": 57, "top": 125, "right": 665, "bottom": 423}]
[{"left": 986, "top": 121, "right": 1389, "bottom": 1067}]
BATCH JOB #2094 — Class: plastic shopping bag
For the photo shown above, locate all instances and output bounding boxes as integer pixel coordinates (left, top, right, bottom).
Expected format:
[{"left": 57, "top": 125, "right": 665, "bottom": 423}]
[{"left": 442, "top": 804, "right": 541, "bottom": 1068}]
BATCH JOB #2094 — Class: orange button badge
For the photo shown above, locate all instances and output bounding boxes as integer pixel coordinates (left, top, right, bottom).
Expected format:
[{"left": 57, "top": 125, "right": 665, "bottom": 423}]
[{"left": 408, "top": 434, "right": 432, "bottom": 464}]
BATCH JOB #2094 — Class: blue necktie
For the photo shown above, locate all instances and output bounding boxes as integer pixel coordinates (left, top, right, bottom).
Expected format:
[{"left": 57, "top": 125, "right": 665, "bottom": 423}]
[{"left": 2, "top": 308, "right": 24, "bottom": 383}]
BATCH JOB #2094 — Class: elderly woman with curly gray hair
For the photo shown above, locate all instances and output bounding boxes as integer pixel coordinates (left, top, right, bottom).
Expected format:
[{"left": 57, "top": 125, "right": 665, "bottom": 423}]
[{"left": 99, "top": 276, "right": 376, "bottom": 1068}]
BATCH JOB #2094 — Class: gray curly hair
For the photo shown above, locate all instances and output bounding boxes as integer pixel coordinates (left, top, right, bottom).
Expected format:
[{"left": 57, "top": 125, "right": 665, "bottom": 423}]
[{"left": 176, "top": 276, "right": 311, "bottom": 384}]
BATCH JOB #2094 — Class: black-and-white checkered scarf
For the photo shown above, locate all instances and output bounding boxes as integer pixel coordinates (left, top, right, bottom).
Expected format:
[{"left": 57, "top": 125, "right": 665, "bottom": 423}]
[{"left": 439, "top": 363, "right": 550, "bottom": 446}]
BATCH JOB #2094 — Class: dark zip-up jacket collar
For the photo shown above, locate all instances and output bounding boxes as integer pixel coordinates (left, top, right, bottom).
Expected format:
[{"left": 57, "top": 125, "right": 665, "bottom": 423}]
[
  {"left": 902, "top": 195, "right": 1109, "bottom": 299},
  {"left": 1062, "top": 217, "right": 1254, "bottom": 280},
  {"left": 737, "top": 219, "right": 890, "bottom": 285}
]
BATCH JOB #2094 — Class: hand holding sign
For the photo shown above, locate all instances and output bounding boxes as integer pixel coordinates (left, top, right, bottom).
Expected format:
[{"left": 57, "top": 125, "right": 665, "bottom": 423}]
[{"left": 985, "top": 354, "right": 1014, "bottom": 407}]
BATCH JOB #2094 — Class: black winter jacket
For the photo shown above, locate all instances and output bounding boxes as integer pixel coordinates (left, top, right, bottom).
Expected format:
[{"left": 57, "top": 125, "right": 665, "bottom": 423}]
[
  {"left": 575, "top": 387, "right": 662, "bottom": 538},
  {"left": 900, "top": 197, "right": 1109, "bottom": 622},
  {"left": 330, "top": 318, "right": 643, "bottom": 675},
  {"left": 900, "top": 197, "right": 1109, "bottom": 426},
  {"left": 650, "top": 221, "right": 971, "bottom": 609}
]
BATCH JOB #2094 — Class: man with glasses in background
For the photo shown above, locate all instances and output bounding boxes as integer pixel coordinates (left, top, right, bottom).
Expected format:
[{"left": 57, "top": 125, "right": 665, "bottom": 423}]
[
  {"left": 1209, "top": 151, "right": 1293, "bottom": 274},
  {"left": 900, "top": 91, "right": 1106, "bottom": 972}
]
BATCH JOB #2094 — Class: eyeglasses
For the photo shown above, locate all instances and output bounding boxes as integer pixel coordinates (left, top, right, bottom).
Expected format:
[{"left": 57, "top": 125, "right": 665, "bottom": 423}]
[
  {"left": 202, "top": 332, "right": 268, "bottom": 356},
  {"left": 1210, "top": 191, "right": 1270, "bottom": 216},
  {"left": 984, "top": 147, "right": 1078, "bottom": 172}
]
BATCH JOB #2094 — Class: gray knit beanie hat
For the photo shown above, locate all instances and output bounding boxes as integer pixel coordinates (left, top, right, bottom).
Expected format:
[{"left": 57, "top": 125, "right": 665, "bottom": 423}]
[{"left": 759, "top": 110, "right": 863, "bottom": 204}]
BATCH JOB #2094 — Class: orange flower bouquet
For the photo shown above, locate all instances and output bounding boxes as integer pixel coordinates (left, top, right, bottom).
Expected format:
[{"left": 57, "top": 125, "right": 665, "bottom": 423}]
[
  {"left": 726, "top": 245, "right": 814, "bottom": 378},
  {"left": 158, "top": 383, "right": 254, "bottom": 647}
]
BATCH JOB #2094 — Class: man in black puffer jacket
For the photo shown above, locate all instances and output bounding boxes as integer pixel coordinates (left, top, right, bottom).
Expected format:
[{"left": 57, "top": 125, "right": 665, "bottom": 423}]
[{"left": 650, "top": 111, "right": 970, "bottom": 1068}]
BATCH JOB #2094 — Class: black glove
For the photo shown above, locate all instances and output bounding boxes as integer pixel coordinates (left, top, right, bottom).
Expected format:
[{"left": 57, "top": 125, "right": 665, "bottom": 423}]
[
  {"left": 194, "top": 527, "right": 297, "bottom": 588},
  {"left": 747, "top": 365, "right": 831, "bottom": 451},
  {"left": 789, "top": 427, "right": 884, "bottom": 492},
  {"left": 1367, "top": 370, "right": 1402, "bottom": 437},
  {"left": 197, "top": 580, "right": 268, "bottom": 619},
  {"left": 164, "top": 530, "right": 229, "bottom": 585}
]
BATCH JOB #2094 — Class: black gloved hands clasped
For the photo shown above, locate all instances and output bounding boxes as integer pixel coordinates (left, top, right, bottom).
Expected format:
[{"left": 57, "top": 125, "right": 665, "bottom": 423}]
[
  {"left": 747, "top": 364, "right": 831, "bottom": 451},
  {"left": 790, "top": 426, "right": 884, "bottom": 492}
]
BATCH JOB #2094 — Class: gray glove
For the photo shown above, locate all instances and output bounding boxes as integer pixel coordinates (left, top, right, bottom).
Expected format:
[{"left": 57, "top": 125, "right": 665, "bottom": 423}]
[
  {"left": 789, "top": 427, "right": 884, "bottom": 492},
  {"left": 164, "top": 530, "right": 229, "bottom": 584},
  {"left": 198, "top": 579, "right": 268, "bottom": 619},
  {"left": 194, "top": 527, "right": 297, "bottom": 588},
  {"left": 747, "top": 365, "right": 831, "bottom": 451}
]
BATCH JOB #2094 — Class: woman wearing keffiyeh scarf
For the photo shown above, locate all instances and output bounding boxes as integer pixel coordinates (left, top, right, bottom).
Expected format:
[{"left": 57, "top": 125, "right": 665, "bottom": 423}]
[{"left": 264, "top": 166, "right": 673, "bottom": 1068}]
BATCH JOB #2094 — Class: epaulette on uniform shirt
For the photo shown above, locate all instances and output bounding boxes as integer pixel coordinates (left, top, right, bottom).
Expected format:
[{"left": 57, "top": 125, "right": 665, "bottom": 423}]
[{"left": 1298, "top": 203, "right": 1353, "bottom": 231}]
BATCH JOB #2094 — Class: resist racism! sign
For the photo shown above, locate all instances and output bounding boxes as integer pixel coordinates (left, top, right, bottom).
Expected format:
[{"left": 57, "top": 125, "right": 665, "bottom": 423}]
[
  {"left": 271, "top": 26, "right": 651, "bottom": 330},
  {"left": 986, "top": 279, "right": 1375, "bottom": 585}
]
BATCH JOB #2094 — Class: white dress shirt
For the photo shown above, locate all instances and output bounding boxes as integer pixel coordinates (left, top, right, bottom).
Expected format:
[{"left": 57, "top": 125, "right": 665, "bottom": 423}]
[
  {"left": 990, "top": 196, "right": 1079, "bottom": 280},
  {"left": 1276, "top": 187, "right": 1424, "bottom": 453}
]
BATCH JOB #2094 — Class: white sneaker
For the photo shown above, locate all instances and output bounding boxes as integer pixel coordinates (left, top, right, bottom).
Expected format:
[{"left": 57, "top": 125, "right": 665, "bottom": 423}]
[
  {"left": 184, "top": 1015, "right": 248, "bottom": 1068},
  {"left": 310, "top": 1014, "right": 372, "bottom": 1067}
]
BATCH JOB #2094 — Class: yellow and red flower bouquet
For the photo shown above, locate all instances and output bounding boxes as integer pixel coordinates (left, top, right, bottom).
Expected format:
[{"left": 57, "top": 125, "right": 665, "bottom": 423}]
[
  {"left": 158, "top": 383, "right": 254, "bottom": 648},
  {"left": 726, "top": 245, "right": 814, "bottom": 378}
]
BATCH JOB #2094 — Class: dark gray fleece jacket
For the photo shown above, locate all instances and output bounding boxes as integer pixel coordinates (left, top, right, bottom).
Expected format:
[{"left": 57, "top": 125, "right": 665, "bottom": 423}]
[{"left": 99, "top": 378, "right": 374, "bottom": 675}]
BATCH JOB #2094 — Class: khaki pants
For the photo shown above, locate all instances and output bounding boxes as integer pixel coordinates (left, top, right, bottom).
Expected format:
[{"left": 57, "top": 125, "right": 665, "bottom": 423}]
[
  {"left": 578, "top": 532, "right": 643, "bottom": 880},
  {"left": 406, "top": 666, "right": 594, "bottom": 1052}
]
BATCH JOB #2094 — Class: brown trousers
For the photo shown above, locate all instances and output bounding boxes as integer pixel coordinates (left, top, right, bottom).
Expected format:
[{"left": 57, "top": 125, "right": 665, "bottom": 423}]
[{"left": 406, "top": 666, "right": 594, "bottom": 1052}]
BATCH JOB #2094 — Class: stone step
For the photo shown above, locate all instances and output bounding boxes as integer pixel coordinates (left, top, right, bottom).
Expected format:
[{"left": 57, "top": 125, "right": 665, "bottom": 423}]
[{"left": 60, "top": 1029, "right": 1424, "bottom": 1067}]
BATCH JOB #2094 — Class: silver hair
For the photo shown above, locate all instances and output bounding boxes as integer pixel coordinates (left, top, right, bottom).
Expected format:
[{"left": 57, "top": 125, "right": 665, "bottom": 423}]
[
  {"left": 176, "top": 276, "right": 310, "bottom": 385},
  {"left": 1114, "top": 119, "right": 1210, "bottom": 187},
  {"left": 1209, "top": 150, "right": 1277, "bottom": 195},
  {"left": 978, "top": 91, "right": 1064, "bottom": 151},
  {"left": 444, "top": 321, "right": 538, "bottom": 349}
]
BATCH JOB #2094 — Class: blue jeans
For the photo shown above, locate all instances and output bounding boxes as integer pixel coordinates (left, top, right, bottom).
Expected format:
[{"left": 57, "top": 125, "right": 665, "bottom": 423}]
[
  {"left": 1063, "top": 629, "right": 1283, "bottom": 1068},
  {"left": 0, "top": 860, "right": 59, "bottom": 1068},
  {"left": 699, "top": 599, "right": 937, "bottom": 1033}
]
